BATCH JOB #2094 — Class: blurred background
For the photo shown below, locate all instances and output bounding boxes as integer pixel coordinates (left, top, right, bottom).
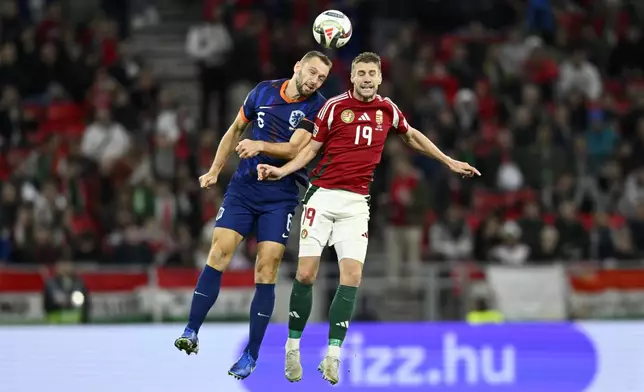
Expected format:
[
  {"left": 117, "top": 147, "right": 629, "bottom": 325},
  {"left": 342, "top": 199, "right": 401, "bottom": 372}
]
[{"left": 1, "top": 0, "right": 644, "bottom": 326}]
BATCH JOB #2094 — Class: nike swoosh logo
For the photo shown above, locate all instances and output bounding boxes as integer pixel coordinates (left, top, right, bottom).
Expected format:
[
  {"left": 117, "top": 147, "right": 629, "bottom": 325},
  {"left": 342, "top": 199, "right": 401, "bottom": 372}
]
[
  {"left": 257, "top": 313, "right": 270, "bottom": 317},
  {"left": 282, "top": 233, "right": 289, "bottom": 238},
  {"left": 194, "top": 291, "right": 208, "bottom": 297}
]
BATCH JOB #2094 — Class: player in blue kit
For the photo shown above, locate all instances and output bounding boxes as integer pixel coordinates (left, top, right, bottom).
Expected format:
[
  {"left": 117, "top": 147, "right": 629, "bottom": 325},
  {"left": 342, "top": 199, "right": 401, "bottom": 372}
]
[{"left": 174, "top": 51, "right": 332, "bottom": 380}]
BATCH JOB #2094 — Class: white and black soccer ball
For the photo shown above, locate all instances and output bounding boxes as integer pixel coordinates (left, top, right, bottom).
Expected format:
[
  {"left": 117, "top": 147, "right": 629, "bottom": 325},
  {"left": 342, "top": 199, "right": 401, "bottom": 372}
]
[{"left": 312, "top": 10, "right": 352, "bottom": 49}]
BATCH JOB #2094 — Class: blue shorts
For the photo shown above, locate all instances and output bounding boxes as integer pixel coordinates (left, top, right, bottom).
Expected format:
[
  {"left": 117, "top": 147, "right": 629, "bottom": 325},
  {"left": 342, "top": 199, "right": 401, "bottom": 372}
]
[{"left": 214, "top": 192, "right": 297, "bottom": 245}]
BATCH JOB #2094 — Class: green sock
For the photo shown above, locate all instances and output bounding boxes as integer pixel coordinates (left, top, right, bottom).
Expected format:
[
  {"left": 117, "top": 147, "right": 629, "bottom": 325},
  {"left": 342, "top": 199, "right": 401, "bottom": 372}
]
[
  {"left": 328, "top": 285, "right": 358, "bottom": 345},
  {"left": 288, "top": 279, "right": 313, "bottom": 339}
]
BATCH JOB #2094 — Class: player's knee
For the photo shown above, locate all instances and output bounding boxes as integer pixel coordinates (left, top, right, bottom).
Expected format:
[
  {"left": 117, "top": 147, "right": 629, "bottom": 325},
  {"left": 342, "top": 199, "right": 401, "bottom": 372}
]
[
  {"left": 339, "top": 259, "right": 363, "bottom": 287},
  {"left": 295, "top": 269, "right": 317, "bottom": 285},
  {"left": 206, "top": 244, "right": 232, "bottom": 270},
  {"left": 255, "top": 256, "right": 280, "bottom": 283},
  {"left": 206, "top": 229, "right": 244, "bottom": 270}
]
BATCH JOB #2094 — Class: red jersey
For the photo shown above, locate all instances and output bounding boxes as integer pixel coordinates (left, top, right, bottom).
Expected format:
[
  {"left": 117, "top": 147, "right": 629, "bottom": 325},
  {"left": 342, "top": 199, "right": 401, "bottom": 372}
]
[{"left": 311, "top": 90, "right": 409, "bottom": 195}]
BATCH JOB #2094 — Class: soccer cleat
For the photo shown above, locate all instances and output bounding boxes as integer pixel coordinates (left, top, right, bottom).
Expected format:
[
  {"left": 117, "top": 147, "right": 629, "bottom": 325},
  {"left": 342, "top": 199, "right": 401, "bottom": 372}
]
[
  {"left": 228, "top": 350, "right": 257, "bottom": 380},
  {"left": 285, "top": 349, "right": 303, "bottom": 382},
  {"left": 317, "top": 356, "right": 340, "bottom": 385},
  {"left": 174, "top": 327, "right": 199, "bottom": 355}
]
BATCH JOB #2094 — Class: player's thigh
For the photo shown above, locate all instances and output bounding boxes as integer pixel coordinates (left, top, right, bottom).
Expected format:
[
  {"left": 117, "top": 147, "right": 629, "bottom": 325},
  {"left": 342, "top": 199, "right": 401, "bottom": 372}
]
[
  {"left": 299, "top": 188, "right": 334, "bottom": 259},
  {"left": 330, "top": 211, "right": 370, "bottom": 264},
  {"left": 299, "top": 205, "right": 333, "bottom": 258},
  {"left": 214, "top": 194, "right": 256, "bottom": 239},
  {"left": 254, "top": 241, "right": 286, "bottom": 284},
  {"left": 337, "top": 257, "right": 364, "bottom": 287}
]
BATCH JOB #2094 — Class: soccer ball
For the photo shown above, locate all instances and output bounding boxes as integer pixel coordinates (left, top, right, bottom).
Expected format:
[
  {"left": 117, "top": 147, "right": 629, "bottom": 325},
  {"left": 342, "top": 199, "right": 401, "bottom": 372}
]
[{"left": 312, "top": 10, "right": 352, "bottom": 49}]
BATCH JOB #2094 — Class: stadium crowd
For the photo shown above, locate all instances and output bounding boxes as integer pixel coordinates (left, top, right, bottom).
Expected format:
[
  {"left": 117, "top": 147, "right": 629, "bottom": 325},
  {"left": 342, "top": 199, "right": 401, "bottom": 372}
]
[{"left": 1, "top": 0, "right": 644, "bottom": 275}]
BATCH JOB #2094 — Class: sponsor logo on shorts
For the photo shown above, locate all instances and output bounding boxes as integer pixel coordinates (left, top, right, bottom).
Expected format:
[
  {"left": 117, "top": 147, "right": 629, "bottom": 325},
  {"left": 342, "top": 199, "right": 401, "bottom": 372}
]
[
  {"left": 341, "top": 109, "right": 355, "bottom": 123},
  {"left": 301, "top": 229, "right": 308, "bottom": 239},
  {"left": 216, "top": 207, "right": 225, "bottom": 221}
]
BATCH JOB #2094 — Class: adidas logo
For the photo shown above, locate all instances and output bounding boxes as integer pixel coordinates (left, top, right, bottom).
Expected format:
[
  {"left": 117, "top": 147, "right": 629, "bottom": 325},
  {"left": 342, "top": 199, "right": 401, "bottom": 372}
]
[
  {"left": 335, "top": 321, "right": 350, "bottom": 328},
  {"left": 361, "top": 232, "right": 369, "bottom": 238},
  {"left": 358, "top": 113, "right": 371, "bottom": 121},
  {"left": 289, "top": 311, "right": 300, "bottom": 318}
]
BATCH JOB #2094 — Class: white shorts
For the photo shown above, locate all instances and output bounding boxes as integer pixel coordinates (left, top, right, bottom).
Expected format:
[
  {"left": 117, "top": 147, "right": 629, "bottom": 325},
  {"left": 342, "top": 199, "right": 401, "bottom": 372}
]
[{"left": 298, "top": 185, "right": 370, "bottom": 263}]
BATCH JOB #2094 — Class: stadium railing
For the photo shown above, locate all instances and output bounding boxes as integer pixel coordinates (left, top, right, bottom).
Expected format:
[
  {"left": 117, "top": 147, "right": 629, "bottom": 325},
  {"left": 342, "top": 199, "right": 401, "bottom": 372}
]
[{"left": 1, "top": 260, "right": 643, "bottom": 324}]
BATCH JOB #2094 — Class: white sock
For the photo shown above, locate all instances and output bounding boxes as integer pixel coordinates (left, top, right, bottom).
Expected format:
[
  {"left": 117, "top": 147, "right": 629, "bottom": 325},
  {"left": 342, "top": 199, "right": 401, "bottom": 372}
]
[
  {"left": 286, "top": 338, "right": 300, "bottom": 351},
  {"left": 327, "top": 344, "right": 341, "bottom": 358}
]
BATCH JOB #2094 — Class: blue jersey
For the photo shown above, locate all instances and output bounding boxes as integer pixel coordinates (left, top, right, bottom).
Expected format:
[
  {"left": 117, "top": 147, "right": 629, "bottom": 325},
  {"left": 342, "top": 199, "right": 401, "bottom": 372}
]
[
  {"left": 216, "top": 79, "right": 326, "bottom": 245},
  {"left": 229, "top": 79, "right": 326, "bottom": 204}
]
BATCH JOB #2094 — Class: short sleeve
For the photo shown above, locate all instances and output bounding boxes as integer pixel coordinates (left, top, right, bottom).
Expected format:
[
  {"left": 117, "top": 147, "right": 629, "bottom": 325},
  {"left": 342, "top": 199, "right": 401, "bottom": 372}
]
[
  {"left": 385, "top": 97, "right": 409, "bottom": 134},
  {"left": 313, "top": 99, "right": 335, "bottom": 142},
  {"left": 239, "top": 84, "right": 260, "bottom": 123},
  {"left": 297, "top": 99, "right": 325, "bottom": 133}
]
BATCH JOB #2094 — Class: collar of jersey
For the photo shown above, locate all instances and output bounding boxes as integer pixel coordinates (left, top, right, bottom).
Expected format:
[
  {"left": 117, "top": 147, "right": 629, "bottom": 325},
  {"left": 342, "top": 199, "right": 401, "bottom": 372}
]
[{"left": 280, "top": 80, "right": 308, "bottom": 103}]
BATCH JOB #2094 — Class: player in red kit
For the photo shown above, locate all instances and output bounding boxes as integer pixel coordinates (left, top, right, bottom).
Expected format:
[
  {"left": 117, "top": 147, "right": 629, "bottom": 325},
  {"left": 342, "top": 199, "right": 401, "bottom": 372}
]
[{"left": 257, "top": 52, "right": 480, "bottom": 385}]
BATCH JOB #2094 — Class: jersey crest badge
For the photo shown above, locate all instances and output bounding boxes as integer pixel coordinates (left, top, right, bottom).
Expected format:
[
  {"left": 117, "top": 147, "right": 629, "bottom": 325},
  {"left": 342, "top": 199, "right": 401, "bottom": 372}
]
[
  {"left": 375, "top": 110, "right": 383, "bottom": 125},
  {"left": 289, "top": 110, "right": 306, "bottom": 129},
  {"left": 341, "top": 109, "right": 355, "bottom": 123},
  {"left": 375, "top": 109, "right": 384, "bottom": 131},
  {"left": 301, "top": 229, "right": 308, "bottom": 239}
]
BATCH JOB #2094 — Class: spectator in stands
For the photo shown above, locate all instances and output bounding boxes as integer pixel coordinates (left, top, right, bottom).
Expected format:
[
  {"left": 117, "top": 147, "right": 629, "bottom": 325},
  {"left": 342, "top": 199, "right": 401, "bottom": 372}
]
[
  {"left": 489, "top": 221, "right": 530, "bottom": 265},
  {"left": 518, "top": 201, "right": 543, "bottom": 252},
  {"left": 620, "top": 167, "right": 644, "bottom": 217},
  {"left": 0, "top": 0, "right": 23, "bottom": 45},
  {"left": 33, "top": 179, "right": 66, "bottom": 227},
  {"left": 153, "top": 90, "right": 180, "bottom": 179},
  {"left": 555, "top": 201, "right": 590, "bottom": 259},
  {"left": 112, "top": 223, "right": 154, "bottom": 264},
  {"left": 129, "top": 68, "right": 159, "bottom": 119},
  {"left": 108, "top": 41, "right": 143, "bottom": 89},
  {"left": 429, "top": 204, "right": 473, "bottom": 261},
  {"left": 385, "top": 157, "right": 428, "bottom": 281},
  {"left": 186, "top": 5, "right": 232, "bottom": 130},
  {"left": 586, "top": 110, "right": 619, "bottom": 173},
  {"left": 596, "top": 159, "right": 624, "bottom": 212},
  {"left": 0, "top": 85, "right": 25, "bottom": 149},
  {"left": 81, "top": 108, "right": 131, "bottom": 173},
  {"left": 0, "top": 42, "right": 29, "bottom": 94},
  {"left": 30, "top": 42, "right": 67, "bottom": 98},
  {"left": 558, "top": 49, "right": 602, "bottom": 101},
  {"left": 608, "top": 25, "right": 644, "bottom": 77},
  {"left": 453, "top": 89, "right": 479, "bottom": 135},
  {"left": 0, "top": 182, "right": 18, "bottom": 231},
  {"left": 516, "top": 123, "right": 567, "bottom": 190},
  {"left": 498, "top": 30, "right": 534, "bottom": 80},
  {"left": 36, "top": 2, "right": 63, "bottom": 44},
  {"left": 531, "top": 224, "right": 563, "bottom": 261}
]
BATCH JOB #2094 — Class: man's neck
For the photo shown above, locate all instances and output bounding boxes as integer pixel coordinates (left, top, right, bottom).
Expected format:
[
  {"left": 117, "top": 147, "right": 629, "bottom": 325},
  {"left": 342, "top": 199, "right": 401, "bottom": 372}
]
[{"left": 284, "top": 79, "right": 300, "bottom": 101}]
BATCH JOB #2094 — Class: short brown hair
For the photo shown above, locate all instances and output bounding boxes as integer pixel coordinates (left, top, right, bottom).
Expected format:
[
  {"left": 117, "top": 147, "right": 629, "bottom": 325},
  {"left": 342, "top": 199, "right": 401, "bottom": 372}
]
[
  {"left": 301, "top": 51, "right": 333, "bottom": 68},
  {"left": 351, "top": 52, "right": 381, "bottom": 70}
]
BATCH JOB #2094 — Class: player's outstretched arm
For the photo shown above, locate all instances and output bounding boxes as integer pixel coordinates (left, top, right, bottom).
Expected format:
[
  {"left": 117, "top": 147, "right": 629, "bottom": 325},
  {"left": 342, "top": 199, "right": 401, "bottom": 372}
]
[
  {"left": 199, "top": 112, "right": 248, "bottom": 188},
  {"left": 400, "top": 127, "right": 481, "bottom": 177},
  {"left": 236, "top": 128, "right": 312, "bottom": 160},
  {"left": 257, "top": 140, "right": 323, "bottom": 181}
]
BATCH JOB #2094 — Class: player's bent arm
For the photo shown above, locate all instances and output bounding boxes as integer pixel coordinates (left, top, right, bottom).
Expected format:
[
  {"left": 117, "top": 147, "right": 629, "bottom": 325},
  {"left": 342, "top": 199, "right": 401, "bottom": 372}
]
[
  {"left": 399, "top": 126, "right": 453, "bottom": 167},
  {"left": 208, "top": 112, "right": 249, "bottom": 174},
  {"left": 279, "top": 140, "right": 323, "bottom": 176},
  {"left": 259, "top": 128, "right": 312, "bottom": 160}
]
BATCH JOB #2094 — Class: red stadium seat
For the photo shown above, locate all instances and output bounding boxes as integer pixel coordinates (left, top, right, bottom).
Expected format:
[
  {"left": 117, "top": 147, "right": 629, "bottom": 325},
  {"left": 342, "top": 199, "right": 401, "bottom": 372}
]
[{"left": 46, "top": 102, "right": 84, "bottom": 123}]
